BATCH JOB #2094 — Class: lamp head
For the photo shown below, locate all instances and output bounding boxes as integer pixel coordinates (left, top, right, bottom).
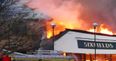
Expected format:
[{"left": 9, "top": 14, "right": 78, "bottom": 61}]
[
  {"left": 93, "top": 22, "right": 98, "bottom": 27},
  {"left": 51, "top": 22, "right": 56, "bottom": 27}
]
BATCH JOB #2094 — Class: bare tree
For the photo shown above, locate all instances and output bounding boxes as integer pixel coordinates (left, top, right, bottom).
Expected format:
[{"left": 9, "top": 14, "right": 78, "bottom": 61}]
[{"left": 0, "top": 0, "right": 51, "bottom": 54}]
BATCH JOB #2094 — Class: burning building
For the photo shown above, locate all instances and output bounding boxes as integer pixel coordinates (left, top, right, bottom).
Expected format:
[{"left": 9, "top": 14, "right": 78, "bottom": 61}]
[
  {"left": 54, "top": 29, "right": 116, "bottom": 61},
  {"left": 26, "top": 0, "right": 116, "bottom": 60}
]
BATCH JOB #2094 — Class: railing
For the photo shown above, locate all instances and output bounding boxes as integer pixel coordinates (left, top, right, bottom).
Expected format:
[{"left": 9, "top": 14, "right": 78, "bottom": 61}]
[{"left": 10, "top": 50, "right": 74, "bottom": 61}]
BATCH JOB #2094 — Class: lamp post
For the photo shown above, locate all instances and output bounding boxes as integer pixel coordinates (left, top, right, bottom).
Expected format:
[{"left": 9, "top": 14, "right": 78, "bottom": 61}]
[
  {"left": 93, "top": 23, "right": 98, "bottom": 61},
  {"left": 51, "top": 22, "right": 56, "bottom": 50},
  {"left": 93, "top": 22, "right": 98, "bottom": 61}
]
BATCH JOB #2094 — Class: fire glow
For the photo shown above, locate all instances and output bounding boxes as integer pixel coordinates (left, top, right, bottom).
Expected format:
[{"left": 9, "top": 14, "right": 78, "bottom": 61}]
[
  {"left": 88, "top": 24, "right": 114, "bottom": 35},
  {"left": 27, "top": 0, "right": 116, "bottom": 39},
  {"left": 46, "top": 21, "right": 116, "bottom": 38}
]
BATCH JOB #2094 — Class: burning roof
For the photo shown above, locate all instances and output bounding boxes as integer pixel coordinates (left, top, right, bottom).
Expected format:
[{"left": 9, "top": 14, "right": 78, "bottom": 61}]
[
  {"left": 53, "top": 29, "right": 116, "bottom": 41},
  {"left": 26, "top": 0, "right": 116, "bottom": 50},
  {"left": 54, "top": 29, "right": 116, "bottom": 54},
  {"left": 26, "top": 0, "right": 116, "bottom": 39},
  {"left": 27, "top": 0, "right": 116, "bottom": 32},
  {"left": 42, "top": 29, "right": 116, "bottom": 50}
]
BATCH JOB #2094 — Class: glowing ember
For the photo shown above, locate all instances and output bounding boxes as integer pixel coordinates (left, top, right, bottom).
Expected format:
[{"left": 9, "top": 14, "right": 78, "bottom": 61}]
[{"left": 63, "top": 52, "right": 66, "bottom": 57}]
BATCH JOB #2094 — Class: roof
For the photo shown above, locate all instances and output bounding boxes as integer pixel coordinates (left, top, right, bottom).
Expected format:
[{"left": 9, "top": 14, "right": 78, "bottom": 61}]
[
  {"left": 46, "top": 29, "right": 116, "bottom": 50},
  {"left": 53, "top": 29, "right": 116, "bottom": 41}
]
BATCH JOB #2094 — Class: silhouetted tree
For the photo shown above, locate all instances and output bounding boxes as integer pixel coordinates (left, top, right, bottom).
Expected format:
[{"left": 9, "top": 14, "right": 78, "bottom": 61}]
[{"left": 0, "top": 0, "right": 51, "bottom": 53}]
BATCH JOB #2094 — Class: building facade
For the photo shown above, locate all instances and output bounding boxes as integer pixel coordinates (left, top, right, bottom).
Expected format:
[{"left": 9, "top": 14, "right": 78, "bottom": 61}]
[{"left": 54, "top": 29, "right": 116, "bottom": 61}]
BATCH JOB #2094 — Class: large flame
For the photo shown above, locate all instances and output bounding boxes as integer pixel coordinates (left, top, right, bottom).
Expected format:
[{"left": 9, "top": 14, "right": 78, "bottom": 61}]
[
  {"left": 26, "top": 0, "right": 116, "bottom": 38},
  {"left": 46, "top": 19, "right": 83, "bottom": 38},
  {"left": 46, "top": 20, "right": 65, "bottom": 38},
  {"left": 88, "top": 24, "right": 114, "bottom": 35},
  {"left": 46, "top": 20, "right": 80, "bottom": 38},
  {"left": 46, "top": 20, "right": 115, "bottom": 38}
]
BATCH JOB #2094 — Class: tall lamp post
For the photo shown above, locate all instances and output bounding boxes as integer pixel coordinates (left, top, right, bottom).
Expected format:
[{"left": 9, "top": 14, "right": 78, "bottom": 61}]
[
  {"left": 93, "top": 22, "right": 98, "bottom": 61},
  {"left": 51, "top": 22, "right": 56, "bottom": 50}
]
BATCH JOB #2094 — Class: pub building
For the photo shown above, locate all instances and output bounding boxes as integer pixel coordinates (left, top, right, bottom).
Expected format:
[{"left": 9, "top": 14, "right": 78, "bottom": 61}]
[{"left": 54, "top": 29, "right": 116, "bottom": 61}]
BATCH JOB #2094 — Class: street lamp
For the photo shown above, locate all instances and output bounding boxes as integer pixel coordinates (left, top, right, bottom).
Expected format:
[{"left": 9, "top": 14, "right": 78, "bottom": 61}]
[
  {"left": 93, "top": 22, "right": 98, "bottom": 61},
  {"left": 51, "top": 22, "right": 56, "bottom": 50}
]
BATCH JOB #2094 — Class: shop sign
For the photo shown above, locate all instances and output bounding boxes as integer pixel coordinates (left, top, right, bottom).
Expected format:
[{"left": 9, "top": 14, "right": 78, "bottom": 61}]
[{"left": 78, "top": 40, "right": 116, "bottom": 49}]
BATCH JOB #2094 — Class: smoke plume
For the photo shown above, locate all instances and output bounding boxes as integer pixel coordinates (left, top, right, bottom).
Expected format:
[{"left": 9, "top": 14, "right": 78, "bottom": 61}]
[{"left": 27, "top": 0, "right": 116, "bottom": 32}]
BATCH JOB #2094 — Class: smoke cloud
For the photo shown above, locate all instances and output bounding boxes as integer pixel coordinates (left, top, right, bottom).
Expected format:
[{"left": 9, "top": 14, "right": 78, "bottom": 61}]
[{"left": 27, "top": 0, "right": 116, "bottom": 32}]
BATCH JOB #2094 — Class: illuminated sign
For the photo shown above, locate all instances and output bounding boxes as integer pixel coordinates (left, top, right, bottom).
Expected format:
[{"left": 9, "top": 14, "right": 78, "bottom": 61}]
[{"left": 78, "top": 40, "right": 116, "bottom": 49}]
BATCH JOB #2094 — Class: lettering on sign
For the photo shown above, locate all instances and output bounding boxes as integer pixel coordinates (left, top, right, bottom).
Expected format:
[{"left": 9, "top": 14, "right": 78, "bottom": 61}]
[{"left": 78, "top": 40, "right": 116, "bottom": 49}]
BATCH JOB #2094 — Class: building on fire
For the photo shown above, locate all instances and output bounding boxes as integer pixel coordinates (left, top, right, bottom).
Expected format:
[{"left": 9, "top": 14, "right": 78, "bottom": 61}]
[{"left": 53, "top": 29, "right": 116, "bottom": 61}]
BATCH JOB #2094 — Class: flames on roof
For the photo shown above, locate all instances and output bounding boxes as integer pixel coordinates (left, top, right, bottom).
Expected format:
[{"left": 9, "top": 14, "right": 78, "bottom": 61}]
[{"left": 27, "top": 0, "right": 116, "bottom": 39}]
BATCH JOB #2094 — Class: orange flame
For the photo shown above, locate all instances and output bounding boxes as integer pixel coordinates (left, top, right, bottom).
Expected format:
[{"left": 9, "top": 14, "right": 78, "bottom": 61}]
[
  {"left": 26, "top": 0, "right": 116, "bottom": 39},
  {"left": 100, "top": 28, "right": 113, "bottom": 35},
  {"left": 46, "top": 19, "right": 82, "bottom": 38},
  {"left": 47, "top": 21, "right": 115, "bottom": 38},
  {"left": 46, "top": 20, "right": 65, "bottom": 38},
  {"left": 88, "top": 24, "right": 114, "bottom": 35}
]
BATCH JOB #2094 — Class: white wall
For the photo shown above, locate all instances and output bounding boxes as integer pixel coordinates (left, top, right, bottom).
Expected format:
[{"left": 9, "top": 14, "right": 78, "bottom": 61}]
[{"left": 54, "top": 31, "right": 116, "bottom": 54}]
